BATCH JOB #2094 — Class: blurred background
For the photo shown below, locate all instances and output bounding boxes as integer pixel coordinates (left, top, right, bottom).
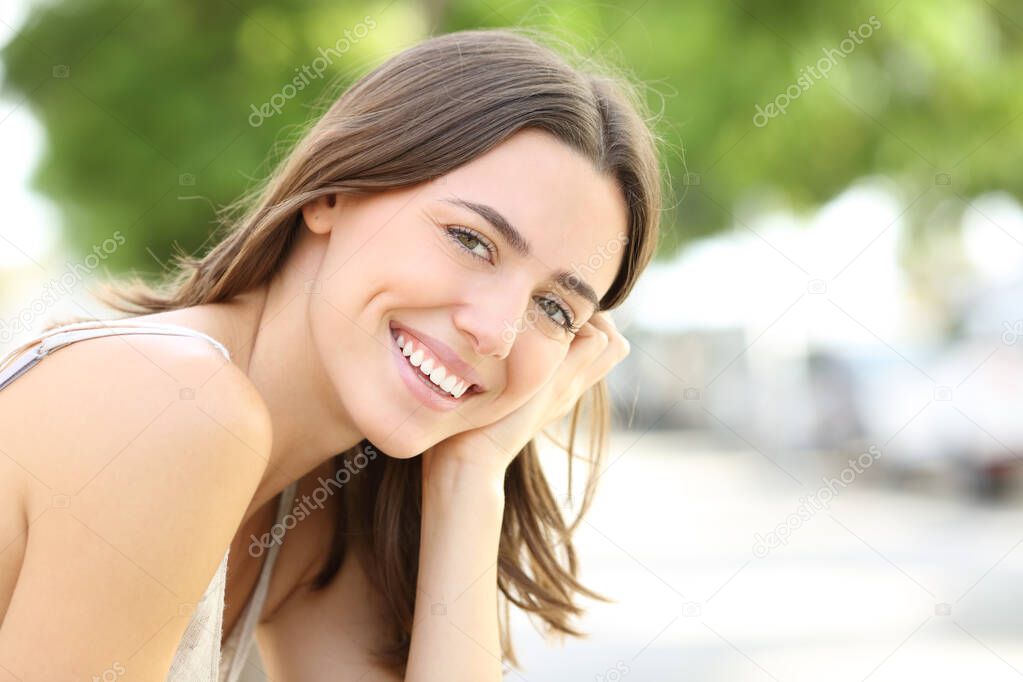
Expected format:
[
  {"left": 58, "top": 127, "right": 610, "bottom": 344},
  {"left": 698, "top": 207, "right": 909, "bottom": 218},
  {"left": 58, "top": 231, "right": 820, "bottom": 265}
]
[{"left": 3, "top": 0, "right": 1023, "bottom": 680}]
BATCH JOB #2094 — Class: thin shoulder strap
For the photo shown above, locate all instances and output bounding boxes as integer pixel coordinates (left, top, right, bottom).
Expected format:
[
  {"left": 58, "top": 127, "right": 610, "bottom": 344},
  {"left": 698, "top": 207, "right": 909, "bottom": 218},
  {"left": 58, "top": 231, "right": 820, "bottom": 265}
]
[
  {"left": 221, "top": 480, "right": 299, "bottom": 682},
  {"left": 0, "top": 319, "right": 231, "bottom": 391},
  {"left": 38, "top": 320, "right": 231, "bottom": 359}
]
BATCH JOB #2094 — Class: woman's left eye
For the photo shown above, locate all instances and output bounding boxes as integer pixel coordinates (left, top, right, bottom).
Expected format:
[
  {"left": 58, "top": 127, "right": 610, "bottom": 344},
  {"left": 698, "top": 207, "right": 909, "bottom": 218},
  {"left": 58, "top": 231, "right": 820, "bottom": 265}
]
[
  {"left": 535, "top": 296, "right": 577, "bottom": 333},
  {"left": 446, "top": 226, "right": 494, "bottom": 262}
]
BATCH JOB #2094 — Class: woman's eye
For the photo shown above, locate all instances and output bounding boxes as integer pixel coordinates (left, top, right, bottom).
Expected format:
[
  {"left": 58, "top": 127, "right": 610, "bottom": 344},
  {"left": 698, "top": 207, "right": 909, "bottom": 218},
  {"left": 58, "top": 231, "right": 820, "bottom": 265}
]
[
  {"left": 535, "top": 296, "right": 576, "bottom": 333},
  {"left": 446, "top": 226, "right": 493, "bottom": 262}
]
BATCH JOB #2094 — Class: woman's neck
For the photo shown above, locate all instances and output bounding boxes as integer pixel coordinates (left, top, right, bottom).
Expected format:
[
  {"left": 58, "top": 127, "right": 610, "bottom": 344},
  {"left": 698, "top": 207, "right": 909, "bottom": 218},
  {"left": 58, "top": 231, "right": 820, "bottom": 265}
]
[
  {"left": 245, "top": 265, "right": 364, "bottom": 522},
  {"left": 145, "top": 244, "right": 365, "bottom": 523}
]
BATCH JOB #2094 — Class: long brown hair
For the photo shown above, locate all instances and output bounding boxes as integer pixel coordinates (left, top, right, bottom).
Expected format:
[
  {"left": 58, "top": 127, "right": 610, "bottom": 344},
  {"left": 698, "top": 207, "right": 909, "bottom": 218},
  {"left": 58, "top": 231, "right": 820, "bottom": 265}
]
[{"left": 93, "top": 27, "right": 664, "bottom": 674}]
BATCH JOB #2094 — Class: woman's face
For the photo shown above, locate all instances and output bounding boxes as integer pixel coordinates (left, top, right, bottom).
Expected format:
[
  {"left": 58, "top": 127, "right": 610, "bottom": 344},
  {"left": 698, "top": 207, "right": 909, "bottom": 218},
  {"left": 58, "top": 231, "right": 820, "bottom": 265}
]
[{"left": 301, "top": 128, "right": 629, "bottom": 457}]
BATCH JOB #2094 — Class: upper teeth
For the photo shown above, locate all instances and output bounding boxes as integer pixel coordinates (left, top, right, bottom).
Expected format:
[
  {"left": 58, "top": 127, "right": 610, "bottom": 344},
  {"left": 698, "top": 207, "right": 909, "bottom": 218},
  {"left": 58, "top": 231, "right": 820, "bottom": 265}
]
[{"left": 395, "top": 332, "right": 472, "bottom": 399}]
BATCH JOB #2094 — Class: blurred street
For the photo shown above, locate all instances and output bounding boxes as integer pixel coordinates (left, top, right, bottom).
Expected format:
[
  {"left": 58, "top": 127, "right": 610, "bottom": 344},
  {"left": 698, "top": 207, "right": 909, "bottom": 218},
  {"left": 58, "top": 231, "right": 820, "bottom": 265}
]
[{"left": 501, "top": 429, "right": 1023, "bottom": 681}]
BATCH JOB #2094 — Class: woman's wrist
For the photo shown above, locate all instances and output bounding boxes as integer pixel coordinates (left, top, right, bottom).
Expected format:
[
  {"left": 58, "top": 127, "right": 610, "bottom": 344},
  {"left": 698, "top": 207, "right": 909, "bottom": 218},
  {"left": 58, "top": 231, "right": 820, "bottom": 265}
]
[{"left": 422, "top": 448, "right": 506, "bottom": 503}]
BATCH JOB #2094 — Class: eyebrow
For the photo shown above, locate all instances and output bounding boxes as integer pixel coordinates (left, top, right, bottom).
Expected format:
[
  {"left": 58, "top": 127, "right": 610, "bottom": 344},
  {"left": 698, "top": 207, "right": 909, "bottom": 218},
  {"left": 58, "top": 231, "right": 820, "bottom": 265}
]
[{"left": 440, "top": 197, "right": 601, "bottom": 312}]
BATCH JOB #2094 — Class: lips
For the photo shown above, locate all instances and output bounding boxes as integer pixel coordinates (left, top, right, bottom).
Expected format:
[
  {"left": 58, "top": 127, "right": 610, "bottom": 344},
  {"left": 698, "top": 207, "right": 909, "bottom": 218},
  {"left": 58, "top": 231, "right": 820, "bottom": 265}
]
[{"left": 388, "top": 322, "right": 486, "bottom": 394}]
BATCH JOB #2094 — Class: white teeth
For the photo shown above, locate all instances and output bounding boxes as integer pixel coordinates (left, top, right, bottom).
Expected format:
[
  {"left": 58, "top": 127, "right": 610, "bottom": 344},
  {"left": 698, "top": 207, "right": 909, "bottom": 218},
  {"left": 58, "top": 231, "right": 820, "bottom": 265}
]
[{"left": 394, "top": 330, "right": 473, "bottom": 399}]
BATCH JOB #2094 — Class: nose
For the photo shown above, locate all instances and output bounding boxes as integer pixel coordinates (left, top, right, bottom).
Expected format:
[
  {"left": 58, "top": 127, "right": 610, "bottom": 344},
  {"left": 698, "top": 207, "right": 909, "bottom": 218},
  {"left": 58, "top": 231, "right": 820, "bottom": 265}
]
[{"left": 452, "top": 285, "right": 527, "bottom": 360}]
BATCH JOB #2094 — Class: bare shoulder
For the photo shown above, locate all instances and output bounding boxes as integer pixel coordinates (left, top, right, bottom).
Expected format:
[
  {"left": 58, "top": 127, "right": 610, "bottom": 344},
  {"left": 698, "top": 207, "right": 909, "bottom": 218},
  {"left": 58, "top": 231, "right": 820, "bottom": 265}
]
[
  {"left": 1, "top": 330, "right": 271, "bottom": 504},
  {"left": 0, "top": 331, "right": 270, "bottom": 679}
]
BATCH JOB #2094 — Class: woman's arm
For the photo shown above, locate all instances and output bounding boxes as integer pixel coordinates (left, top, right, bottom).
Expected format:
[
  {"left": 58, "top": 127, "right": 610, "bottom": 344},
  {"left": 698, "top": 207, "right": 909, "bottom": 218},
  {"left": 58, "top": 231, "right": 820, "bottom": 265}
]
[
  {"left": 251, "top": 457, "right": 505, "bottom": 682},
  {"left": 404, "top": 456, "right": 506, "bottom": 682},
  {"left": 402, "top": 312, "right": 627, "bottom": 681},
  {"left": 0, "top": 336, "right": 270, "bottom": 680}
]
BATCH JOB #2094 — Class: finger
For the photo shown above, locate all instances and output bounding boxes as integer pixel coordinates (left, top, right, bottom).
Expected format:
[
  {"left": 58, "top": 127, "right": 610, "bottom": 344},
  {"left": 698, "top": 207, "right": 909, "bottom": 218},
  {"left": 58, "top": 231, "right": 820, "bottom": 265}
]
[
  {"left": 539, "top": 316, "right": 606, "bottom": 413},
  {"left": 564, "top": 317, "right": 609, "bottom": 371},
  {"left": 573, "top": 312, "right": 630, "bottom": 387},
  {"left": 569, "top": 312, "right": 607, "bottom": 342},
  {"left": 586, "top": 312, "right": 629, "bottom": 364}
]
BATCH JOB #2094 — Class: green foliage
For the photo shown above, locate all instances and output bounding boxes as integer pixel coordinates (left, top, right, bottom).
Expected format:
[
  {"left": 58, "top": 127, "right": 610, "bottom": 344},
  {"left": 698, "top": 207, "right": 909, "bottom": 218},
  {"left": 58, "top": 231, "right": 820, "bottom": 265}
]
[{"left": 2, "top": 0, "right": 1020, "bottom": 272}]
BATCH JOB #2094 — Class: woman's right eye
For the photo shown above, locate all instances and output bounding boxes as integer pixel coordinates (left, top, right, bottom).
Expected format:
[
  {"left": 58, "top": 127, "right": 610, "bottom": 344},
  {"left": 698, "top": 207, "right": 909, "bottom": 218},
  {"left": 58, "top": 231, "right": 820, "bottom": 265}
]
[{"left": 446, "top": 226, "right": 495, "bottom": 263}]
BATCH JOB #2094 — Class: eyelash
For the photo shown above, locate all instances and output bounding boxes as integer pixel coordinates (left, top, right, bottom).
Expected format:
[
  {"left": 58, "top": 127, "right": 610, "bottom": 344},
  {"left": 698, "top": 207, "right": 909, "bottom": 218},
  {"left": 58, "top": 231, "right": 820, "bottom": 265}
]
[{"left": 444, "top": 225, "right": 581, "bottom": 334}]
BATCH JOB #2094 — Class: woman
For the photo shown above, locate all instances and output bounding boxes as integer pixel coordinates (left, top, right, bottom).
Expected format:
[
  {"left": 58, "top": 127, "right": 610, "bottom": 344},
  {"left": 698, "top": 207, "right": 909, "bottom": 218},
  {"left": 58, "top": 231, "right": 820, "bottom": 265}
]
[{"left": 0, "top": 27, "right": 662, "bottom": 681}]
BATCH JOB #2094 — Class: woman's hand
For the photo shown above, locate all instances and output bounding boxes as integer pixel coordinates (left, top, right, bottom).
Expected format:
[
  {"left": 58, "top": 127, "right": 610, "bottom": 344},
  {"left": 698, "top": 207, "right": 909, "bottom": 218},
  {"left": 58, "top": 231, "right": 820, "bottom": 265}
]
[{"left": 421, "top": 311, "right": 631, "bottom": 483}]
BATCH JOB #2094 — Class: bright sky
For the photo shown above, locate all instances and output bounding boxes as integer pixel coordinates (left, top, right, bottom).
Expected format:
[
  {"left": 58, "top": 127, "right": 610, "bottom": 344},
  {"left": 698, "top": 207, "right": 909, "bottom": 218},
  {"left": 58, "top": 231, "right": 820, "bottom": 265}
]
[{"left": 0, "top": 0, "right": 61, "bottom": 269}]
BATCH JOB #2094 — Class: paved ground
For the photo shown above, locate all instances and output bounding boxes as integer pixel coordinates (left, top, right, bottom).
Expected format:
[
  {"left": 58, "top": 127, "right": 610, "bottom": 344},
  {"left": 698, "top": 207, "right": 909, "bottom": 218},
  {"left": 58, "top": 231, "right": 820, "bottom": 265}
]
[{"left": 505, "top": 430, "right": 1023, "bottom": 681}]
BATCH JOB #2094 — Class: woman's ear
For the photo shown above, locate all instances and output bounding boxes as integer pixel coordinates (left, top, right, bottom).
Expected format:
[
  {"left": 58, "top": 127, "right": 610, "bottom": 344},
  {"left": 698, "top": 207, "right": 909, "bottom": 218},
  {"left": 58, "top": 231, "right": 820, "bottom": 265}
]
[{"left": 301, "top": 193, "right": 341, "bottom": 235}]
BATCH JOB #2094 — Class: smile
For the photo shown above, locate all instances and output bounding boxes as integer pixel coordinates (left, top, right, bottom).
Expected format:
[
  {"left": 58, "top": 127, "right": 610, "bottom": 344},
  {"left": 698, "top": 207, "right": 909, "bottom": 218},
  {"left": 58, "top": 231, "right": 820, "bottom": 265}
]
[{"left": 389, "top": 325, "right": 481, "bottom": 401}]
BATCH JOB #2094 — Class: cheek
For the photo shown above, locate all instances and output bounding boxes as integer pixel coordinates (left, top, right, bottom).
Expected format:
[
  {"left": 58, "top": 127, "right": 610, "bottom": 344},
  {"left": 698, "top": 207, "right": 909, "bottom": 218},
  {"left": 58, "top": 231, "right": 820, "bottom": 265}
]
[
  {"left": 329, "top": 220, "right": 458, "bottom": 298},
  {"left": 504, "top": 339, "right": 568, "bottom": 399}
]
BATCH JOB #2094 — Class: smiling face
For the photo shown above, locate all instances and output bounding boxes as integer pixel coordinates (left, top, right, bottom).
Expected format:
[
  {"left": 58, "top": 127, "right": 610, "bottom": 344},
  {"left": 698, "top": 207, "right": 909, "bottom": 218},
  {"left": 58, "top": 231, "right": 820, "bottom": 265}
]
[{"left": 300, "top": 128, "right": 629, "bottom": 457}]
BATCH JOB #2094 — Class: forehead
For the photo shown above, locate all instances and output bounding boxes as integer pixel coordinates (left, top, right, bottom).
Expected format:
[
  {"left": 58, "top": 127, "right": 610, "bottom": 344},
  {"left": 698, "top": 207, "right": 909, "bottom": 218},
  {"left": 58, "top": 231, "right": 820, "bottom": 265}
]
[{"left": 429, "top": 129, "right": 629, "bottom": 300}]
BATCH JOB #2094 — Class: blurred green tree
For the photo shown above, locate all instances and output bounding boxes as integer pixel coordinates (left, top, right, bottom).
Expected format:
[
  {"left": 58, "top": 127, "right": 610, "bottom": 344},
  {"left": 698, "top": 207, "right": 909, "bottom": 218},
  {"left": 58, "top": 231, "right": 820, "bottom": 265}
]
[{"left": 1, "top": 0, "right": 1020, "bottom": 273}]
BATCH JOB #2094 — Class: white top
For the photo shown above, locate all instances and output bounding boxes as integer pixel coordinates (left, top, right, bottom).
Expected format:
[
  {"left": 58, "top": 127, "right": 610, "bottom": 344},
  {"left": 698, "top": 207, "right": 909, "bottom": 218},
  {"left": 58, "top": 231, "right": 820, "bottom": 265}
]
[{"left": 0, "top": 319, "right": 297, "bottom": 681}]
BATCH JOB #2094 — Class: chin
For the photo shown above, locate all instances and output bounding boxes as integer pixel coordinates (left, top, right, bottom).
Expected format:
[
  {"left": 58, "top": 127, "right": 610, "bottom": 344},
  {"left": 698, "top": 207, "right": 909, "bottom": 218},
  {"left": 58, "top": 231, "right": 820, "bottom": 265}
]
[
  {"left": 351, "top": 412, "right": 435, "bottom": 460},
  {"left": 372, "top": 440, "right": 426, "bottom": 460}
]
